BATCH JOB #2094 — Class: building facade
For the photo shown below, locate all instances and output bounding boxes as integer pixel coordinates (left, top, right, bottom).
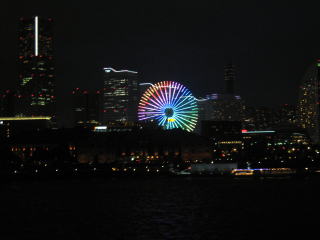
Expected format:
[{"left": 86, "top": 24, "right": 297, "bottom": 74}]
[
  {"left": 72, "top": 88, "right": 102, "bottom": 127},
  {"left": 242, "top": 105, "right": 297, "bottom": 131},
  {"left": 17, "top": 16, "right": 55, "bottom": 118},
  {"left": 224, "top": 63, "right": 236, "bottom": 95},
  {"left": 102, "top": 67, "right": 139, "bottom": 123},
  {"left": 297, "top": 60, "right": 320, "bottom": 143}
]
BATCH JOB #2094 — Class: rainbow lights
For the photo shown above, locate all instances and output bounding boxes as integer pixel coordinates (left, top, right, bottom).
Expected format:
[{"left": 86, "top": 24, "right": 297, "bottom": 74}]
[{"left": 138, "top": 81, "right": 198, "bottom": 132}]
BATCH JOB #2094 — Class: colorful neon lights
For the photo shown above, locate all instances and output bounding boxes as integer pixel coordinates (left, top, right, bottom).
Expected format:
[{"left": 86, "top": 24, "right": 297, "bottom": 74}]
[
  {"left": 138, "top": 81, "right": 198, "bottom": 132},
  {"left": 242, "top": 130, "right": 275, "bottom": 134}
]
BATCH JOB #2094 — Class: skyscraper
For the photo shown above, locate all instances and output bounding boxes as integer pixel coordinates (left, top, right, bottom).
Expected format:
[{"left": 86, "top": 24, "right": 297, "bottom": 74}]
[
  {"left": 224, "top": 63, "right": 236, "bottom": 95},
  {"left": 297, "top": 59, "right": 320, "bottom": 143},
  {"left": 102, "top": 67, "right": 139, "bottom": 123},
  {"left": 17, "top": 16, "right": 55, "bottom": 118}
]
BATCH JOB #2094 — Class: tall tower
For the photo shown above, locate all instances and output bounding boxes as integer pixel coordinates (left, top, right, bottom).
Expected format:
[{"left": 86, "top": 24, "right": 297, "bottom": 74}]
[
  {"left": 224, "top": 63, "right": 236, "bottom": 95},
  {"left": 297, "top": 59, "right": 320, "bottom": 143},
  {"left": 17, "top": 16, "right": 55, "bottom": 118},
  {"left": 102, "top": 67, "right": 139, "bottom": 123}
]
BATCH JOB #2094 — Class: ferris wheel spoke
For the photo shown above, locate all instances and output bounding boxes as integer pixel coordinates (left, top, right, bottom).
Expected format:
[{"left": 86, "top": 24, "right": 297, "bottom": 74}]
[
  {"left": 149, "top": 91, "right": 165, "bottom": 107},
  {"left": 170, "top": 84, "right": 184, "bottom": 107},
  {"left": 174, "top": 93, "right": 194, "bottom": 109}
]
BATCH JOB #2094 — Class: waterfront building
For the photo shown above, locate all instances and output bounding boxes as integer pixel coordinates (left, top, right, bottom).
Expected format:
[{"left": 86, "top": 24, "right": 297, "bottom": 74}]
[
  {"left": 102, "top": 67, "right": 139, "bottom": 123},
  {"left": 201, "top": 120, "right": 242, "bottom": 162},
  {"left": 0, "top": 116, "right": 52, "bottom": 139},
  {"left": 241, "top": 128, "right": 313, "bottom": 168},
  {"left": 17, "top": 16, "right": 56, "bottom": 118}
]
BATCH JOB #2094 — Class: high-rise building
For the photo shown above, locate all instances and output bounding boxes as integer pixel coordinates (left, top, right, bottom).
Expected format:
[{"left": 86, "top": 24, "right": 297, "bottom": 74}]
[
  {"left": 72, "top": 88, "right": 102, "bottom": 127},
  {"left": 197, "top": 63, "right": 243, "bottom": 133},
  {"left": 198, "top": 93, "right": 244, "bottom": 122},
  {"left": 224, "top": 63, "right": 236, "bottom": 95},
  {"left": 297, "top": 60, "right": 320, "bottom": 143},
  {"left": 102, "top": 67, "right": 139, "bottom": 123},
  {"left": 17, "top": 16, "right": 55, "bottom": 118}
]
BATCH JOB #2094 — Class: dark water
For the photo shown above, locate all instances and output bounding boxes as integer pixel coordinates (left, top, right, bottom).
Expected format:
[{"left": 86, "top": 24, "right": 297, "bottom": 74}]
[{"left": 1, "top": 177, "right": 319, "bottom": 239}]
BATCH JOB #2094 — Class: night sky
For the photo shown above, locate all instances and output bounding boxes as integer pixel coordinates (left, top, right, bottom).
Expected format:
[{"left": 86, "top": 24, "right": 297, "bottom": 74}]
[{"left": 1, "top": 0, "right": 320, "bottom": 125}]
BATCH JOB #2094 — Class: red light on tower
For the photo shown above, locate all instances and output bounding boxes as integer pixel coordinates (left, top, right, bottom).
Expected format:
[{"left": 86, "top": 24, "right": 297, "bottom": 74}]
[{"left": 241, "top": 129, "right": 248, "bottom": 133}]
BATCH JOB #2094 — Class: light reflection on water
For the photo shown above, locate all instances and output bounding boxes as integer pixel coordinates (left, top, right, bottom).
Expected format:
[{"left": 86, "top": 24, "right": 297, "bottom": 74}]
[{"left": 1, "top": 177, "right": 319, "bottom": 239}]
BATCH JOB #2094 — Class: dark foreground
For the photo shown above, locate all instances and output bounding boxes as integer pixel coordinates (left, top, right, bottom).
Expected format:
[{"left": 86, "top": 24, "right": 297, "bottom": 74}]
[{"left": 1, "top": 177, "right": 319, "bottom": 240}]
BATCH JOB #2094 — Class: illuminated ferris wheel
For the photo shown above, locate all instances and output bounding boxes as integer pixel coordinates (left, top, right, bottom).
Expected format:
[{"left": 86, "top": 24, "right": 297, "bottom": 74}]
[{"left": 138, "top": 81, "right": 198, "bottom": 132}]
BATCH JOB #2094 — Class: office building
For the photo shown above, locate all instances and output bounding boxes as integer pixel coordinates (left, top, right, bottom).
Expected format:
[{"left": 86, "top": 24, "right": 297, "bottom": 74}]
[
  {"left": 224, "top": 63, "right": 236, "bottom": 95},
  {"left": 102, "top": 67, "right": 139, "bottom": 123},
  {"left": 17, "top": 16, "right": 55, "bottom": 117}
]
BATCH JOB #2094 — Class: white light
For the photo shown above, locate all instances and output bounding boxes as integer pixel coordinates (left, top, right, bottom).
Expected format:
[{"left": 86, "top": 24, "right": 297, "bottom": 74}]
[
  {"left": 35, "top": 16, "right": 38, "bottom": 56},
  {"left": 139, "top": 82, "right": 154, "bottom": 86},
  {"left": 94, "top": 126, "right": 107, "bottom": 130},
  {"left": 103, "top": 67, "right": 138, "bottom": 74}
]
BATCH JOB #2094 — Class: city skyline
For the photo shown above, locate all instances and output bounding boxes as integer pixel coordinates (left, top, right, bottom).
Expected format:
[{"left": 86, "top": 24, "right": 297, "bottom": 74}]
[
  {"left": 2, "top": 2, "right": 320, "bottom": 239},
  {"left": 1, "top": 1, "right": 320, "bottom": 114}
]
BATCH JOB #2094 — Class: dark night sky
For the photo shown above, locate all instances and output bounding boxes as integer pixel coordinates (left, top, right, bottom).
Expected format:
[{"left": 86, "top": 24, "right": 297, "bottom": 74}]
[{"left": 1, "top": 0, "right": 320, "bottom": 126}]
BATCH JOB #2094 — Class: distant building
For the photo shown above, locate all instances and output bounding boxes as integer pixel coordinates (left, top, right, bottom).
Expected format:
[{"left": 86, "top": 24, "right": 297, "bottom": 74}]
[
  {"left": 72, "top": 88, "right": 102, "bottom": 127},
  {"left": 17, "top": 16, "right": 56, "bottom": 118},
  {"left": 102, "top": 67, "right": 139, "bottom": 123},
  {"left": 0, "top": 116, "right": 52, "bottom": 139},
  {"left": 199, "top": 93, "right": 244, "bottom": 123},
  {"left": 243, "top": 105, "right": 297, "bottom": 131},
  {"left": 197, "top": 63, "right": 244, "bottom": 131},
  {"left": 241, "top": 129, "right": 312, "bottom": 168},
  {"left": 297, "top": 59, "right": 320, "bottom": 143},
  {"left": 201, "top": 120, "right": 242, "bottom": 163},
  {"left": 224, "top": 63, "right": 236, "bottom": 95}
]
